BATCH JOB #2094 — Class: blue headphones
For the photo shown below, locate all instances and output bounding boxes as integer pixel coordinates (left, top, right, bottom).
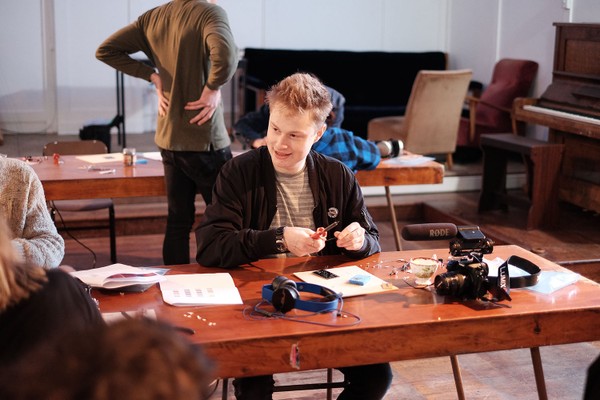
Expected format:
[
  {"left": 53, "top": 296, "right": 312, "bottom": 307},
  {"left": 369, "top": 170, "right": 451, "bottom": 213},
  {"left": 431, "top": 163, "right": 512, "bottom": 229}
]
[{"left": 262, "top": 276, "right": 340, "bottom": 314}]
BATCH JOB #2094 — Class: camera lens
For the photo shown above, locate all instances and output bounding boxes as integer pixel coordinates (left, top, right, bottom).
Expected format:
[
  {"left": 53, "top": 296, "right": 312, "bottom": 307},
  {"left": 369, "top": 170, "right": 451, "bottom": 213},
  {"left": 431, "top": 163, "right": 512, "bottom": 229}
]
[{"left": 434, "top": 271, "right": 467, "bottom": 296}]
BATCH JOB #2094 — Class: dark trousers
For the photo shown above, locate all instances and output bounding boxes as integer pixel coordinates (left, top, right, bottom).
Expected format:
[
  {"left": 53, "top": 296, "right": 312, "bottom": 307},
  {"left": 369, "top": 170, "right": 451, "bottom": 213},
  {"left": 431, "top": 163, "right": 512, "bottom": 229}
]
[
  {"left": 160, "top": 147, "right": 232, "bottom": 265},
  {"left": 585, "top": 354, "right": 600, "bottom": 400},
  {"left": 232, "top": 363, "right": 393, "bottom": 400}
]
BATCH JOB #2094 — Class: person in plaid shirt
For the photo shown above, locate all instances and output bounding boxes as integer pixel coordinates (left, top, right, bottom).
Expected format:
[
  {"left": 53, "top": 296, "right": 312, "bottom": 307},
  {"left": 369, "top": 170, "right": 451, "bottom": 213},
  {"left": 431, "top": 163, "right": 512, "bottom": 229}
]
[{"left": 235, "top": 86, "right": 402, "bottom": 172}]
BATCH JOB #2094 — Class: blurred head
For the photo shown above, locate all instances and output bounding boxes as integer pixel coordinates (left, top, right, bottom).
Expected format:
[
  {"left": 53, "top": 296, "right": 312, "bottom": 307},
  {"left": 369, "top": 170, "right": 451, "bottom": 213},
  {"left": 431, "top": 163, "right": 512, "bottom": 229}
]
[
  {"left": 265, "top": 73, "right": 333, "bottom": 174},
  {"left": 0, "top": 318, "right": 215, "bottom": 400}
]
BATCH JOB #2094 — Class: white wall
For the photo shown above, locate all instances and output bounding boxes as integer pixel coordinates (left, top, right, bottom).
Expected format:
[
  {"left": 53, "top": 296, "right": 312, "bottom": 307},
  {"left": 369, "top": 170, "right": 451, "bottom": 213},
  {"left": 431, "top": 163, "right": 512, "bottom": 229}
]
[
  {"left": 0, "top": 0, "right": 48, "bottom": 133},
  {"left": 0, "top": 0, "right": 598, "bottom": 137},
  {"left": 448, "top": 0, "right": 572, "bottom": 139}
]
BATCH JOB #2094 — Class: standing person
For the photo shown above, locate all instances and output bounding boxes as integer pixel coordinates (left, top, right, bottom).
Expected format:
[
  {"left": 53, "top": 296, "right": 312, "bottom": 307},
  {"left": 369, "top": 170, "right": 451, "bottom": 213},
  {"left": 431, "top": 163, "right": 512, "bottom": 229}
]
[
  {"left": 195, "top": 73, "right": 392, "bottom": 399},
  {"left": 96, "top": 0, "right": 238, "bottom": 265},
  {"left": 0, "top": 157, "right": 64, "bottom": 269}
]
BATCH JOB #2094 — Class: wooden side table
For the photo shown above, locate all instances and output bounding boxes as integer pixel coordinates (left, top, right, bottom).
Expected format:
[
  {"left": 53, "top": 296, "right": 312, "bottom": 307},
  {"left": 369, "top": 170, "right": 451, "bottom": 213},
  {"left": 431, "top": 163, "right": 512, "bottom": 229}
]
[{"left": 478, "top": 133, "right": 564, "bottom": 230}]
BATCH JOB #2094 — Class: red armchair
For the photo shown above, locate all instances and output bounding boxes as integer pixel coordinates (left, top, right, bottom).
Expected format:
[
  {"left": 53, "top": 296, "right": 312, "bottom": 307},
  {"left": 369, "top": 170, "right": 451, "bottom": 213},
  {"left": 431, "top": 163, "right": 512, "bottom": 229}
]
[{"left": 457, "top": 59, "right": 538, "bottom": 150}]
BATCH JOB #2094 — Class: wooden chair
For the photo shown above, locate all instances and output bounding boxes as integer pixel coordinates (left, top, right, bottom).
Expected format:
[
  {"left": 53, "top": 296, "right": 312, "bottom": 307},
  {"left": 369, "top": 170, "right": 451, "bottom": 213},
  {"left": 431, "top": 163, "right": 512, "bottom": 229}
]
[
  {"left": 367, "top": 69, "right": 472, "bottom": 170},
  {"left": 43, "top": 140, "right": 117, "bottom": 263},
  {"left": 458, "top": 59, "right": 538, "bottom": 147},
  {"left": 221, "top": 369, "right": 345, "bottom": 400}
]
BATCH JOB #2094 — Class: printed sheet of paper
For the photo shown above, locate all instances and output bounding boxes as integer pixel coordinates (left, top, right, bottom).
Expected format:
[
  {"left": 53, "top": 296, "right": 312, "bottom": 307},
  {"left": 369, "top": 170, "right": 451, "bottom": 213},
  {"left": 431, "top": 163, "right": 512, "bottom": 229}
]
[
  {"left": 159, "top": 273, "right": 243, "bottom": 306},
  {"left": 294, "top": 265, "right": 397, "bottom": 298}
]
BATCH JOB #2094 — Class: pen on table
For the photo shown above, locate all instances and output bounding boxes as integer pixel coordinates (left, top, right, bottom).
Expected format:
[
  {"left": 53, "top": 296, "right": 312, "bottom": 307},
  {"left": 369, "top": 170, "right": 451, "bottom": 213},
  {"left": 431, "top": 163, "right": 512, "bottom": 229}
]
[{"left": 120, "top": 311, "right": 195, "bottom": 335}]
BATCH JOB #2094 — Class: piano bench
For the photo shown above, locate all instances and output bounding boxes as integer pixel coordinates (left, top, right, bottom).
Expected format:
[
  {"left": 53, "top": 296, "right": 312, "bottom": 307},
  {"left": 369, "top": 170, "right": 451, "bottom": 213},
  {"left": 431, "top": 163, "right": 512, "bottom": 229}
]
[{"left": 478, "top": 133, "right": 564, "bottom": 230}]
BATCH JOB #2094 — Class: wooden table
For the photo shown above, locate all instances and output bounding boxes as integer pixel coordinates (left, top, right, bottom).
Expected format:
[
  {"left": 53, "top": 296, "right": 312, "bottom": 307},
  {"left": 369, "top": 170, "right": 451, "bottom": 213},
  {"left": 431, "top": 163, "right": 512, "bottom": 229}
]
[
  {"left": 31, "top": 154, "right": 444, "bottom": 250},
  {"left": 29, "top": 154, "right": 165, "bottom": 201},
  {"left": 95, "top": 245, "right": 600, "bottom": 399}
]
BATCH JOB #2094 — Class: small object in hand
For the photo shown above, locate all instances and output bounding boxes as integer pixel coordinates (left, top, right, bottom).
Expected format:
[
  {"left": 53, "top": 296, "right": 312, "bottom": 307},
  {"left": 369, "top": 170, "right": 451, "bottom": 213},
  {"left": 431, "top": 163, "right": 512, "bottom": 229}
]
[
  {"left": 311, "top": 221, "right": 340, "bottom": 239},
  {"left": 349, "top": 274, "right": 371, "bottom": 286}
]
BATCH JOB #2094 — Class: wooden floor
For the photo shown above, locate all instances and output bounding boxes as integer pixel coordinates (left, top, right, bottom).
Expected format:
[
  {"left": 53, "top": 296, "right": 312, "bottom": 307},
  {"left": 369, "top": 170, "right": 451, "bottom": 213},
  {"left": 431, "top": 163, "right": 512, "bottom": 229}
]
[{"left": 5, "top": 132, "right": 599, "bottom": 399}]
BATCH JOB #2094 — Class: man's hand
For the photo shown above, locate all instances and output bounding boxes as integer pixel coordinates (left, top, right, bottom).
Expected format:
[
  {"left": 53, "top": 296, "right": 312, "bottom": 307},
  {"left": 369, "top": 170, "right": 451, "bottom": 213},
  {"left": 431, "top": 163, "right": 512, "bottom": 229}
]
[
  {"left": 150, "top": 73, "right": 169, "bottom": 117},
  {"left": 185, "top": 86, "right": 221, "bottom": 125},
  {"left": 283, "top": 227, "right": 326, "bottom": 257},
  {"left": 333, "top": 222, "right": 365, "bottom": 251},
  {"left": 251, "top": 138, "right": 267, "bottom": 149}
]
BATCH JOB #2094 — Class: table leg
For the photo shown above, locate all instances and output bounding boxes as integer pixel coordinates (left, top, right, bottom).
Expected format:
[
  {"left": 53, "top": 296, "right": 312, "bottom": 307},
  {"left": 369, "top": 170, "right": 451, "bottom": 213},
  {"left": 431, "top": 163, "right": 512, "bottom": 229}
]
[
  {"left": 530, "top": 347, "right": 548, "bottom": 400},
  {"left": 450, "top": 355, "right": 465, "bottom": 400},
  {"left": 385, "top": 186, "right": 402, "bottom": 251}
]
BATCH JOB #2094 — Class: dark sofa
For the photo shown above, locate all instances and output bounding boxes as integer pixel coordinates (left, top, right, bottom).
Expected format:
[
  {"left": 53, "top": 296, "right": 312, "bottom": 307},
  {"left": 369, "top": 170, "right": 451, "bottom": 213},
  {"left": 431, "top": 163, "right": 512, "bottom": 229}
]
[{"left": 240, "top": 48, "right": 447, "bottom": 138}]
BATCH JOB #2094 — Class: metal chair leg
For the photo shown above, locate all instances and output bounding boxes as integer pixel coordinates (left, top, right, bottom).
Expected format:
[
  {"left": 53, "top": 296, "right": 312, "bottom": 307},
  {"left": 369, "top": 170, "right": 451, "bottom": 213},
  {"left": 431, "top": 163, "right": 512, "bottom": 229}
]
[
  {"left": 221, "top": 378, "right": 229, "bottom": 400},
  {"left": 326, "top": 368, "right": 333, "bottom": 400},
  {"left": 108, "top": 204, "right": 117, "bottom": 264}
]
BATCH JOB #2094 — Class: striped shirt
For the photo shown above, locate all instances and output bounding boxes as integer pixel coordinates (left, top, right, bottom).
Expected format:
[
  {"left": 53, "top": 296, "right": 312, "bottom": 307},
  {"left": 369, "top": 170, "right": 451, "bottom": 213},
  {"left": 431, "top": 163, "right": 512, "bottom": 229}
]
[{"left": 270, "top": 166, "right": 315, "bottom": 231}]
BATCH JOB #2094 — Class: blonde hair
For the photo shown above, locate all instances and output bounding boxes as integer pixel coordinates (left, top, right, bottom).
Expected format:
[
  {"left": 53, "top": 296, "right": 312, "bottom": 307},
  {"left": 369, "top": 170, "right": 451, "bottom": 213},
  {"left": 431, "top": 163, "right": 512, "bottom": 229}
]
[
  {"left": 0, "top": 216, "right": 47, "bottom": 311},
  {"left": 265, "top": 73, "right": 333, "bottom": 127}
]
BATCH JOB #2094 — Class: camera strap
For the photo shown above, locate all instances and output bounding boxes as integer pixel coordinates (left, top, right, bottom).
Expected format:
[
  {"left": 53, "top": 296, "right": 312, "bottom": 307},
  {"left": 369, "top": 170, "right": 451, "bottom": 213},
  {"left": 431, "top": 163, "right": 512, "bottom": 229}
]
[{"left": 488, "top": 255, "right": 541, "bottom": 288}]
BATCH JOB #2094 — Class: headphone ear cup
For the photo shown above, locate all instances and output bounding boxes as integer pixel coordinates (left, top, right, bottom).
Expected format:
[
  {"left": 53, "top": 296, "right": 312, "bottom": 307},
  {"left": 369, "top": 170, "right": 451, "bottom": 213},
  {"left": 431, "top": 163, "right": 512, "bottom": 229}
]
[
  {"left": 272, "top": 276, "right": 296, "bottom": 291},
  {"left": 323, "top": 293, "right": 339, "bottom": 302},
  {"left": 272, "top": 284, "right": 299, "bottom": 313}
]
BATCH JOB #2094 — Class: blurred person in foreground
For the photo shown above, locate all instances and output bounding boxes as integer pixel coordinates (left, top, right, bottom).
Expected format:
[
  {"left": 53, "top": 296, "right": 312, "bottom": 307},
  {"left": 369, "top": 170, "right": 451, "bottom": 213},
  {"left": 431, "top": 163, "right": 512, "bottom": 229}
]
[
  {"left": 0, "top": 318, "right": 215, "bottom": 400},
  {"left": 0, "top": 214, "right": 103, "bottom": 368}
]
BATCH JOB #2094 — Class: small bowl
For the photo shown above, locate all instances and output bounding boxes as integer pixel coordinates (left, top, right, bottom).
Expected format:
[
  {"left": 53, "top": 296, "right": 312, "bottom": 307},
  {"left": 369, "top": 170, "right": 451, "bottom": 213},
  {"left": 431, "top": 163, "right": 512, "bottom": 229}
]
[{"left": 410, "top": 257, "right": 440, "bottom": 285}]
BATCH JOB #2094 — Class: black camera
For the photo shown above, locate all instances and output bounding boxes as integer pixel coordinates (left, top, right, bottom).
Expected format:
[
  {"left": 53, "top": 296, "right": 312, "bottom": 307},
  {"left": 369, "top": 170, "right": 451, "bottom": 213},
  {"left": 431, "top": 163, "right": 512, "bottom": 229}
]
[
  {"left": 435, "top": 226, "right": 496, "bottom": 299},
  {"left": 449, "top": 225, "right": 494, "bottom": 257},
  {"left": 434, "top": 257, "right": 490, "bottom": 299}
]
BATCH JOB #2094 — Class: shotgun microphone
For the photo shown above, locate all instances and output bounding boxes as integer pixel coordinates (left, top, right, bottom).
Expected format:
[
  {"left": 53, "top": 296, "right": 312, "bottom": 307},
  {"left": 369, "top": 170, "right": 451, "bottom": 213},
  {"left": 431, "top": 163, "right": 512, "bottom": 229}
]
[{"left": 401, "top": 223, "right": 458, "bottom": 241}]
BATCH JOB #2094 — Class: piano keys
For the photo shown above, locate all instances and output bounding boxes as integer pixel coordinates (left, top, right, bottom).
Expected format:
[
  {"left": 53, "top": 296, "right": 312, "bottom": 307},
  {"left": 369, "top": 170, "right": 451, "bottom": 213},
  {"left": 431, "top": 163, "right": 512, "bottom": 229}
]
[{"left": 512, "top": 23, "right": 600, "bottom": 214}]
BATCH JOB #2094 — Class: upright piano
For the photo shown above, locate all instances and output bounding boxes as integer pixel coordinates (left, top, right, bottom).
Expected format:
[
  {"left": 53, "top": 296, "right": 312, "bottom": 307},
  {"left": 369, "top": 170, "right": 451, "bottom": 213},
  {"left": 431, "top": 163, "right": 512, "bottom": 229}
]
[{"left": 513, "top": 23, "right": 600, "bottom": 214}]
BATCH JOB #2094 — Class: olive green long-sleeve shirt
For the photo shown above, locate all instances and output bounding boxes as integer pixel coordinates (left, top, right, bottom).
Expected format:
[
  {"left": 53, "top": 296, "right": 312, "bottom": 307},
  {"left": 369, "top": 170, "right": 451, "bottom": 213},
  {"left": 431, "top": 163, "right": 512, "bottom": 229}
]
[{"left": 96, "top": 0, "right": 238, "bottom": 152}]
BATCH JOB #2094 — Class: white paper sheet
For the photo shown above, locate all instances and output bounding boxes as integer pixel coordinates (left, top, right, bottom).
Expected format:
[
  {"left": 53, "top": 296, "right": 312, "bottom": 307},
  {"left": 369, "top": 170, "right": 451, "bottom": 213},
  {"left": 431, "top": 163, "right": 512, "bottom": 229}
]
[
  {"left": 140, "top": 151, "right": 162, "bottom": 161},
  {"left": 159, "top": 273, "right": 243, "bottom": 306},
  {"left": 383, "top": 154, "right": 435, "bottom": 166},
  {"left": 294, "top": 265, "right": 397, "bottom": 297},
  {"left": 71, "top": 263, "right": 166, "bottom": 289},
  {"left": 75, "top": 153, "right": 123, "bottom": 164}
]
